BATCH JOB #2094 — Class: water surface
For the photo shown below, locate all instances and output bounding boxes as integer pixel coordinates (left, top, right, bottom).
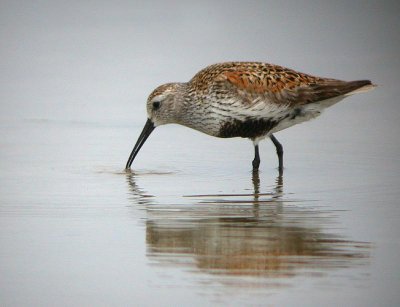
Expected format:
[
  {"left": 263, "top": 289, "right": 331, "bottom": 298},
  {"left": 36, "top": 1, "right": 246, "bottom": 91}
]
[
  {"left": 1, "top": 1, "right": 400, "bottom": 305},
  {"left": 1, "top": 117, "right": 399, "bottom": 306}
]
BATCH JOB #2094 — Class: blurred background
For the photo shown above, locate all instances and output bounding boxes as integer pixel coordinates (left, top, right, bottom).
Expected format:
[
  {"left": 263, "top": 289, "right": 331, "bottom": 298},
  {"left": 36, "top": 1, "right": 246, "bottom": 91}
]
[
  {"left": 1, "top": 0, "right": 398, "bottom": 123},
  {"left": 1, "top": 1, "right": 399, "bottom": 306}
]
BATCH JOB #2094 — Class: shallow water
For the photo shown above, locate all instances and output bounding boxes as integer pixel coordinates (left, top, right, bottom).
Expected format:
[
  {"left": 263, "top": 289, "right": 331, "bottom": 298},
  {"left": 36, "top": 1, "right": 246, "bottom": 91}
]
[
  {"left": 1, "top": 2, "right": 400, "bottom": 305},
  {"left": 1, "top": 114, "right": 399, "bottom": 306}
]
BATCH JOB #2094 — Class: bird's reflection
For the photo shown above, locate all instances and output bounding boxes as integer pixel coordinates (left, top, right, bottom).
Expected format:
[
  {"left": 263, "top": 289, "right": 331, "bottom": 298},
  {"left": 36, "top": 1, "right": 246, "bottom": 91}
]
[
  {"left": 126, "top": 171, "right": 369, "bottom": 278},
  {"left": 125, "top": 171, "right": 154, "bottom": 205}
]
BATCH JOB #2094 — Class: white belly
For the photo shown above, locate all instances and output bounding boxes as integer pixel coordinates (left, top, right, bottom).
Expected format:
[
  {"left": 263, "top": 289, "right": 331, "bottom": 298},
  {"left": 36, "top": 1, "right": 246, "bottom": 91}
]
[{"left": 271, "top": 96, "right": 345, "bottom": 133}]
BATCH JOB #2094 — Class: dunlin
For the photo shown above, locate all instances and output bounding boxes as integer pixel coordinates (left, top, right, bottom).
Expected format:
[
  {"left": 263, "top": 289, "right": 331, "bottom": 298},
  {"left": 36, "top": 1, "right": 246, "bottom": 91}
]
[{"left": 125, "top": 62, "right": 375, "bottom": 173}]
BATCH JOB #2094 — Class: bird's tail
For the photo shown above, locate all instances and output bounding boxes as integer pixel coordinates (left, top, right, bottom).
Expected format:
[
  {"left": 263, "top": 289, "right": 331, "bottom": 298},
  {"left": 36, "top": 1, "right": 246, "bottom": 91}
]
[{"left": 344, "top": 80, "right": 377, "bottom": 96}]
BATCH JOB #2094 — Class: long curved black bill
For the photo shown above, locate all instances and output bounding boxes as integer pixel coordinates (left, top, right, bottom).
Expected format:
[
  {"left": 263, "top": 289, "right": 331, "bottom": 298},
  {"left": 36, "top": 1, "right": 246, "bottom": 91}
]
[{"left": 125, "top": 118, "right": 155, "bottom": 169}]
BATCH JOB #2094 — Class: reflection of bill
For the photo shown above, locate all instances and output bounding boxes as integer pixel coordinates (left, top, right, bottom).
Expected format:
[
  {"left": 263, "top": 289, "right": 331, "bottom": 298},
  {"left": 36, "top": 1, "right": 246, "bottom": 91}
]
[{"left": 127, "top": 172, "right": 370, "bottom": 278}]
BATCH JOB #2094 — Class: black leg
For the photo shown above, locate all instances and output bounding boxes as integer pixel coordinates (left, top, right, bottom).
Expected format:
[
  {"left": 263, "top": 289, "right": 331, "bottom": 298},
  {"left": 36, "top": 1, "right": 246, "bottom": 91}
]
[
  {"left": 252, "top": 144, "right": 260, "bottom": 170},
  {"left": 270, "top": 134, "right": 283, "bottom": 174}
]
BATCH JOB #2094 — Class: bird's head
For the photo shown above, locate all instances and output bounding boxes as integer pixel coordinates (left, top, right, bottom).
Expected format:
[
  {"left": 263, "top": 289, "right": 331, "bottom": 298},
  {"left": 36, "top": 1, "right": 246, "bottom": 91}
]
[
  {"left": 146, "top": 83, "right": 184, "bottom": 127},
  {"left": 125, "top": 83, "right": 187, "bottom": 169}
]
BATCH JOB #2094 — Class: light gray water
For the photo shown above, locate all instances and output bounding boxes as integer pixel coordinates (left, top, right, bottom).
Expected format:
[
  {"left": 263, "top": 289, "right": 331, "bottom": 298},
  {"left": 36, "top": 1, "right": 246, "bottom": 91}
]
[{"left": 1, "top": 1, "right": 400, "bottom": 306}]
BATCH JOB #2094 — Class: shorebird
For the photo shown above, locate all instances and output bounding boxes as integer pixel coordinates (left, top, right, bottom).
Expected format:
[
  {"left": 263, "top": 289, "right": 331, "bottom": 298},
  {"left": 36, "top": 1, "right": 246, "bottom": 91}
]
[{"left": 125, "top": 62, "right": 375, "bottom": 173}]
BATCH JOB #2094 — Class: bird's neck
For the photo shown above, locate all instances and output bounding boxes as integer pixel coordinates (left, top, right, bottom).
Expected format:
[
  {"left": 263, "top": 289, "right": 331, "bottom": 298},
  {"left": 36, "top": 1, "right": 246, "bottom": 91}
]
[{"left": 175, "top": 88, "right": 221, "bottom": 137}]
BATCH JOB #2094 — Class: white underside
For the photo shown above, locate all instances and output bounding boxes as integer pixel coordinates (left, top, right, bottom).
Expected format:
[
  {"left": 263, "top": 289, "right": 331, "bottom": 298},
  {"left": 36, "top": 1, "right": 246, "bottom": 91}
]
[
  {"left": 253, "top": 84, "right": 376, "bottom": 144},
  {"left": 253, "top": 96, "right": 345, "bottom": 144},
  {"left": 274, "top": 96, "right": 344, "bottom": 132},
  {"left": 203, "top": 84, "right": 376, "bottom": 142}
]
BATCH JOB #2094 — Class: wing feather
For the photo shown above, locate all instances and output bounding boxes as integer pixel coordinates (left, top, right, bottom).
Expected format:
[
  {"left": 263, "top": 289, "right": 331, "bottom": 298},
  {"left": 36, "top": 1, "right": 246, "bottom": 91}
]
[
  {"left": 190, "top": 62, "right": 371, "bottom": 104},
  {"left": 219, "top": 70, "right": 372, "bottom": 107}
]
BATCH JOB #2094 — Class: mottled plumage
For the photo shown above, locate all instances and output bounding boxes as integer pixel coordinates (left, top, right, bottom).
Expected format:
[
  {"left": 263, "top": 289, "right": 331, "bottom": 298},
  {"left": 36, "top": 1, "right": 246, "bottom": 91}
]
[{"left": 126, "top": 62, "right": 375, "bottom": 172}]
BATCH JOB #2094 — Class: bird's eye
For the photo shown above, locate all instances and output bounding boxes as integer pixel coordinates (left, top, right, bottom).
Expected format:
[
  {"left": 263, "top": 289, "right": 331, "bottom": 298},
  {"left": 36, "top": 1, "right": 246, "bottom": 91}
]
[{"left": 152, "top": 101, "right": 161, "bottom": 110}]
